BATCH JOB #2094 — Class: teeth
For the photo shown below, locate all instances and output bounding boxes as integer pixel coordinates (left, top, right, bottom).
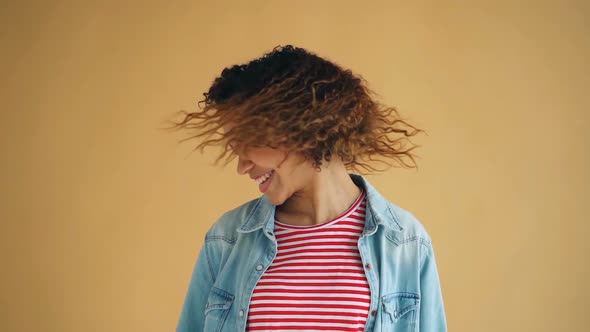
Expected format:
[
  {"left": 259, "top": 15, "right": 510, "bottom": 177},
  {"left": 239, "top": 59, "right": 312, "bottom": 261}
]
[{"left": 255, "top": 171, "right": 273, "bottom": 185}]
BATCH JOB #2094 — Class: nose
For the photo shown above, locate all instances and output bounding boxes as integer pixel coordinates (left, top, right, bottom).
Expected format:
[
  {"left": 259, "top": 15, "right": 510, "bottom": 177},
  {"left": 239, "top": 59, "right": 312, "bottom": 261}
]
[{"left": 237, "top": 155, "right": 254, "bottom": 175}]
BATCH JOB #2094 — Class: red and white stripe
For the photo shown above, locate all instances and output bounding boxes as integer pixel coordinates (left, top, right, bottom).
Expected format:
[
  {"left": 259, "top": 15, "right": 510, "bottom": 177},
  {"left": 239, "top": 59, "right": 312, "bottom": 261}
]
[{"left": 247, "top": 190, "right": 369, "bottom": 331}]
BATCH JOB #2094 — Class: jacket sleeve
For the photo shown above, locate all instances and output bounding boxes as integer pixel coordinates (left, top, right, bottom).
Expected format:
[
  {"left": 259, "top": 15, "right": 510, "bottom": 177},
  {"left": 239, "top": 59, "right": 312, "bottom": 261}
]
[
  {"left": 419, "top": 242, "right": 448, "bottom": 331},
  {"left": 176, "top": 240, "right": 213, "bottom": 332}
]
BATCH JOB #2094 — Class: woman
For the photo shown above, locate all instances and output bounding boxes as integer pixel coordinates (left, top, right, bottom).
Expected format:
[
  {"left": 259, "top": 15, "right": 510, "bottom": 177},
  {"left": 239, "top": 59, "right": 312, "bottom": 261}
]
[{"left": 171, "top": 45, "right": 447, "bottom": 331}]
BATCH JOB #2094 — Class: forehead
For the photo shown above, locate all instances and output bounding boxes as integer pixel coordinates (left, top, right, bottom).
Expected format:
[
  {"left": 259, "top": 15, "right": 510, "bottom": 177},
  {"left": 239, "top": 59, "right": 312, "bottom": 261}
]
[
  {"left": 222, "top": 122, "right": 245, "bottom": 150},
  {"left": 222, "top": 122, "right": 282, "bottom": 152}
]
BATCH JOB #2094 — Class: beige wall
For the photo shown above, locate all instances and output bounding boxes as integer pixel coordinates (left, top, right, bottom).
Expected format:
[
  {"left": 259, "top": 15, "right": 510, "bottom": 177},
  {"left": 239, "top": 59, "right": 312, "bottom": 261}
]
[{"left": 1, "top": 1, "right": 589, "bottom": 331}]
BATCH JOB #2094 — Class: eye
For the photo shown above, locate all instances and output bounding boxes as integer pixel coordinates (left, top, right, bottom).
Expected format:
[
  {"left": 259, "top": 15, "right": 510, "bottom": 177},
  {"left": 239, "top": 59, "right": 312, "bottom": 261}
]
[
  {"left": 227, "top": 142, "right": 244, "bottom": 154},
  {"left": 226, "top": 140, "right": 237, "bottom": 149}
]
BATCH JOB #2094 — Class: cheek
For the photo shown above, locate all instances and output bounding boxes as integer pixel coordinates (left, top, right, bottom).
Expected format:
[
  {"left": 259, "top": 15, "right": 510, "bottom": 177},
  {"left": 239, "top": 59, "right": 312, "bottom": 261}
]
[
  {"left": 271, "top": 173, "right": 288, "bottom": 194},
  {"left": 274, "top": 173, "right": 299, "bottom": 197},
  {"left": 253, "top": 151, "right": 283, "bottom": 167}
]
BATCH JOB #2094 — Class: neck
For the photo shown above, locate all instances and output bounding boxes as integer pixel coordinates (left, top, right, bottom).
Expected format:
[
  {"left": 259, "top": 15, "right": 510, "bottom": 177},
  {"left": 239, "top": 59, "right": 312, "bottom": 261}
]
[{"left": 275, "top": 160, "right": 362, "bottom": 226}]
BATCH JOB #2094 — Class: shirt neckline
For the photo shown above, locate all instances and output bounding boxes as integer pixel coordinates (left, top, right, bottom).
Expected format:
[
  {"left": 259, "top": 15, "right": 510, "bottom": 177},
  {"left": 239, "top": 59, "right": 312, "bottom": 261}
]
[{"left": 274, "top": 189, "right": 366, "bottom": 230}]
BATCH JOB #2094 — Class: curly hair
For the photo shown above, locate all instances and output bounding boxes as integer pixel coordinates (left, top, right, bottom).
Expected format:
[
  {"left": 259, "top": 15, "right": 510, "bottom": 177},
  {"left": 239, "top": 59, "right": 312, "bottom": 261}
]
[{"left": 165, "top": 44, "right": 425, "bottom": 173}]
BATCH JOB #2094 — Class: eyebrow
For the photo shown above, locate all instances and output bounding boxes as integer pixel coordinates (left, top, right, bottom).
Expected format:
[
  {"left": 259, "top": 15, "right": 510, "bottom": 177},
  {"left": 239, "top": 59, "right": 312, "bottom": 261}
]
[{"left": 228, "top": 142, "right": 240, "bottom": 151}]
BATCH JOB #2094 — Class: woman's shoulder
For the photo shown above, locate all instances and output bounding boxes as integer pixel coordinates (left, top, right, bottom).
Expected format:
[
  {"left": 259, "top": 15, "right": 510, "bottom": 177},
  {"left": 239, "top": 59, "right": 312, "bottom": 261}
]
[
  {"left": 380, "top": 199, "right": 435, "bottom": 246},
  {"left": 205, "top": 195, "right": 265, "bottom": 237}
]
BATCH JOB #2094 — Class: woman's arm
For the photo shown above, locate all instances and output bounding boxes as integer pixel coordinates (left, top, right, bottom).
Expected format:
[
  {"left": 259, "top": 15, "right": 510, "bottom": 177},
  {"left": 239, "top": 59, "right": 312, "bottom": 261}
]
[
  {"left": 176, "top": 242, "right": 213, "bottom": 332},
  {"left": 419, "top": 243, "right": 448, "bottom": 331}
]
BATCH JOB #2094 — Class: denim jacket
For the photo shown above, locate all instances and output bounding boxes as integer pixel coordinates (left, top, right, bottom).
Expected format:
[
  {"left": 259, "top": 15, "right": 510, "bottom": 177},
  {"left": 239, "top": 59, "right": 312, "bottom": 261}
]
[{"left": 176, "top": 173, "right": 447, "bottom": 331}]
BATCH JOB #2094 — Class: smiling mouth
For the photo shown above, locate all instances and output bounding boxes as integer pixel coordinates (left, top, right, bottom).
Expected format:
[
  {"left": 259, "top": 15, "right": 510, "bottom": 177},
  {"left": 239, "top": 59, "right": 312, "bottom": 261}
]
[{"left": 255, "top": 170, "right": 274, "bottom": 185}]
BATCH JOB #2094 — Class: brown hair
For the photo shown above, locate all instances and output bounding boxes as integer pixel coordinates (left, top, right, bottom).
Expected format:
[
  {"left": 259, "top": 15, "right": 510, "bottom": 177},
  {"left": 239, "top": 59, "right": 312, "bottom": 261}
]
[{"left": 165, "top": 45, "right": 425, "bottom": 173}]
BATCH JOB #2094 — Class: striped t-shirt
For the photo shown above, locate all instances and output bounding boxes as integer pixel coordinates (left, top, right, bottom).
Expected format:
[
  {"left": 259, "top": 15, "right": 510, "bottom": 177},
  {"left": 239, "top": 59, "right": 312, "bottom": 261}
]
[{"left": 247, "top": 190, "right": 370, "bottom": 331}]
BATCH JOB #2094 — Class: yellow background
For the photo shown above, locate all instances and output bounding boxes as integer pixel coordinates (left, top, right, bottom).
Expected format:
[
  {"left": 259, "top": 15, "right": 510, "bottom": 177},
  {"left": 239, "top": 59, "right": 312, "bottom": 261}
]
[{"left": 1, "top": 1, "right": 589, "bottom": 331}]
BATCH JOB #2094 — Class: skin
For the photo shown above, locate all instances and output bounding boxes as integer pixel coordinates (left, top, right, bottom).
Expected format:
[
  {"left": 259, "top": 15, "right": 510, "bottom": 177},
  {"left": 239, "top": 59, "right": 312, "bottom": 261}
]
[{"left": 224, "top": 124, "right": 362, "bottom": 226}]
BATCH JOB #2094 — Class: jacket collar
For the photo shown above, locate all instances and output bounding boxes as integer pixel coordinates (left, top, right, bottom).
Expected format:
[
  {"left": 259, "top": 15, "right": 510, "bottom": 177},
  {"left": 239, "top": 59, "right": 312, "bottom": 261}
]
[{"left": 237, "top": 173, "right": 399, "bottom": 235}]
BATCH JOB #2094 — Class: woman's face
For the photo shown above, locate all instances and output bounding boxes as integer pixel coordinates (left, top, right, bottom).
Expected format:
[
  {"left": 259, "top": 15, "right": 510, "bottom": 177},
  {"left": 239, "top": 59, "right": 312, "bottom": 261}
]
[
  {"left": 231, "top": 144, "right": 314, "bottom": 206},
  {"left": 223, "top": 124, "right": 315, "bottom": 206}
]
